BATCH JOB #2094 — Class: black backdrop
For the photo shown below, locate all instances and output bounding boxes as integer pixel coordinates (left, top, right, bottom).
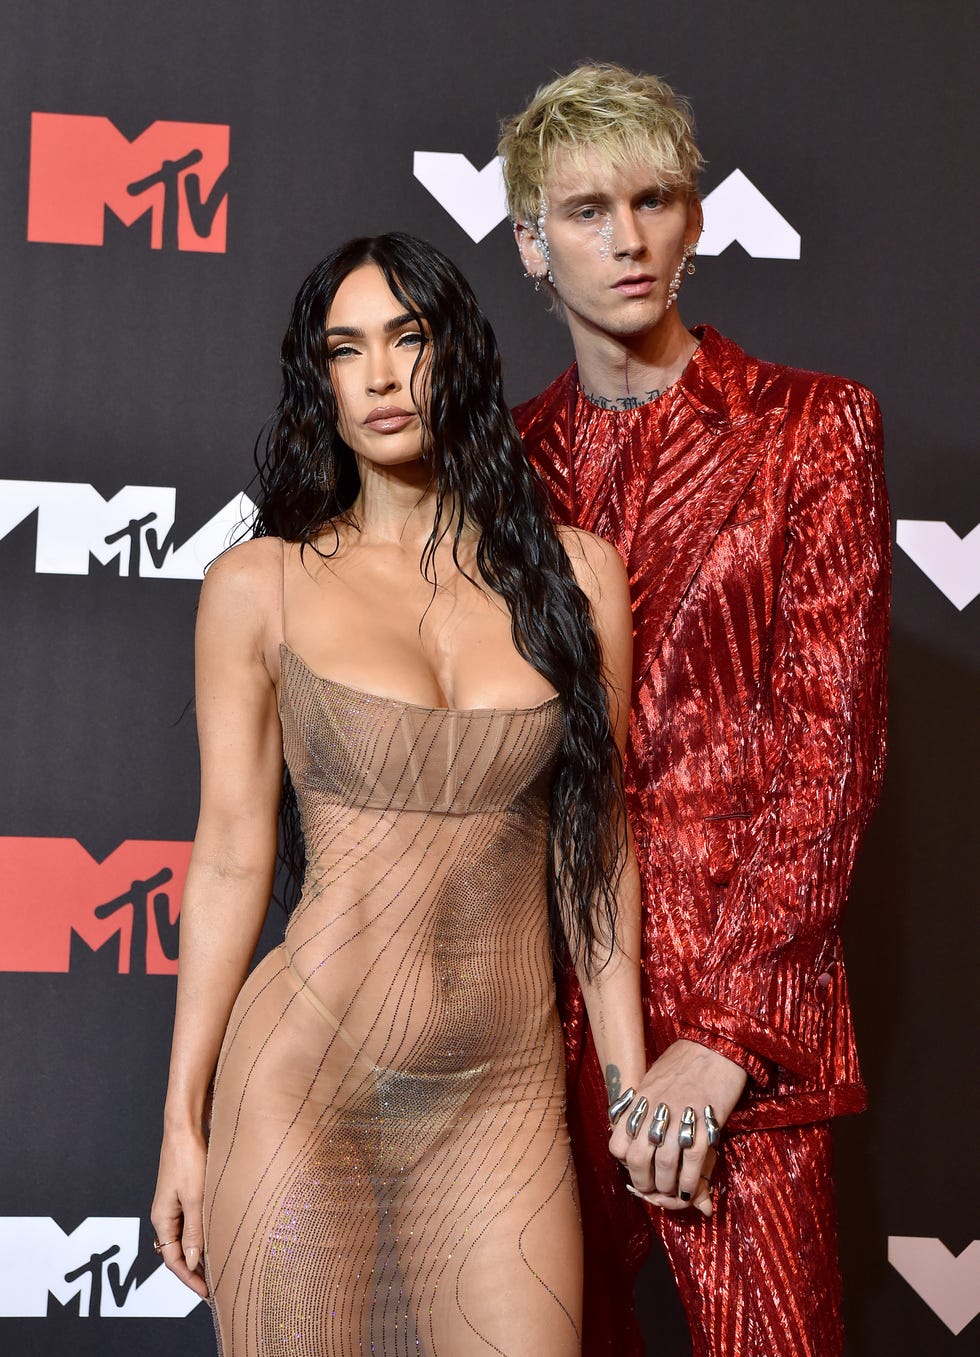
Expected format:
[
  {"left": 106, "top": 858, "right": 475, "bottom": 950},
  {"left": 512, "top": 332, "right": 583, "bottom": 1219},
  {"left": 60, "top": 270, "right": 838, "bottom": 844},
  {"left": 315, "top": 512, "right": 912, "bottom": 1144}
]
[{"left": 1, "top": 2, "right": 977, "bottom": 1352}]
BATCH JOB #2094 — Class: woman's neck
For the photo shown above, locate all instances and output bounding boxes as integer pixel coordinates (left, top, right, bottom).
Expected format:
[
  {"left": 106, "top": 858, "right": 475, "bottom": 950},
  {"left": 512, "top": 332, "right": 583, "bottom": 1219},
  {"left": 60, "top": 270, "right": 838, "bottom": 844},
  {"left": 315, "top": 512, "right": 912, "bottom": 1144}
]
[{"left": 348, "top": 457, "right": 473, "bottom": 558}]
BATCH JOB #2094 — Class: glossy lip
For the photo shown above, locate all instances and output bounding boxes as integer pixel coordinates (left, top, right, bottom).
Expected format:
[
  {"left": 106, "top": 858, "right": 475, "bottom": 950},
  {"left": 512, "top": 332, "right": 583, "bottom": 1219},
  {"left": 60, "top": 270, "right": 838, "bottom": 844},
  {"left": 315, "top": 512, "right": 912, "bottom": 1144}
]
[
  {"left": 612, "top": 273, "right": 656, "bottom": 296},
  {"left": 364, "top": 405, "right": 415, "bottom": 431}
]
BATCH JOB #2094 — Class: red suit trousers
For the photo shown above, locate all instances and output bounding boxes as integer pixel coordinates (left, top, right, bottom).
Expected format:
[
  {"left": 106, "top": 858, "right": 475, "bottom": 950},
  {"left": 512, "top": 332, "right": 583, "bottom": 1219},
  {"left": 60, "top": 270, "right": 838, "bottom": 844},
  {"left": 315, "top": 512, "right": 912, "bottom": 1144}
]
[{"left": 644, "top": 1123, "right": 843, "bottom": 1357}]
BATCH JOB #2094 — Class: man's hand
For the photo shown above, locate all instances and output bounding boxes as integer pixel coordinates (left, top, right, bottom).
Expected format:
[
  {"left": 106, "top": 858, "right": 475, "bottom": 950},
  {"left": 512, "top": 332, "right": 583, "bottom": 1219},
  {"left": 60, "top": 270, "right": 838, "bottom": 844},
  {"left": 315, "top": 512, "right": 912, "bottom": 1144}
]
[{"left": 608, "top": 1039, "right": 747, "bottom": 1211}]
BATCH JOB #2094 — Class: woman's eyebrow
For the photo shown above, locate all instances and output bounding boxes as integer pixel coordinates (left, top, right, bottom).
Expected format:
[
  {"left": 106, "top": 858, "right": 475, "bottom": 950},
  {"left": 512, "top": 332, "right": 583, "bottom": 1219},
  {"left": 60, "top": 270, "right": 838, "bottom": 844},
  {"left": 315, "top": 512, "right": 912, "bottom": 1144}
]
[
  {"left": 384, "top": 312, "right": 420, "bottom": 332},
  {"left": 325, "top": 313, "right": 419, "bottom": 339}
]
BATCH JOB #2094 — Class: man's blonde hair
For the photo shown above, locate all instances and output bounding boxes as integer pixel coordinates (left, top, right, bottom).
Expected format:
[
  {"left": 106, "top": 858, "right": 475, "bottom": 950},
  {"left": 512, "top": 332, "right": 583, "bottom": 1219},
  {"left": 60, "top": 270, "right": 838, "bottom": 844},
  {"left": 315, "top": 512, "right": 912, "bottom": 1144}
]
[{"left": 498, "top": 63, "right": 703, "bottom": 224}]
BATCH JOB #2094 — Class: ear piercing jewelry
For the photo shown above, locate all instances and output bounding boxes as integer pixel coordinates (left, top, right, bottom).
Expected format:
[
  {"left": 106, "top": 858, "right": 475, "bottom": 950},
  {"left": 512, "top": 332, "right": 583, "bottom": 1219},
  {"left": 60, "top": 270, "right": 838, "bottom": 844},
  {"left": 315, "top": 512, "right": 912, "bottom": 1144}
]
[
  {"left": 535, "top": 207, "right": 555, "bottom": 285},
  {"left": 677, "top": 1106, "right": 697, "bottom": 1150},
  {"left": 665, "top": 244, "right": 697, "bottom": 309}
]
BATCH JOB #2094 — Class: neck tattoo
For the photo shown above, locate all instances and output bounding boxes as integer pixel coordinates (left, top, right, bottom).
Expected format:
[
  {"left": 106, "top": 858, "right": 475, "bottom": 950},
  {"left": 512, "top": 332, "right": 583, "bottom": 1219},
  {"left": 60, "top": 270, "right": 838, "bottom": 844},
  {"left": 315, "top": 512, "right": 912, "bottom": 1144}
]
[{"left": 584, "top": 387, "right": 665, "bottom": 411}]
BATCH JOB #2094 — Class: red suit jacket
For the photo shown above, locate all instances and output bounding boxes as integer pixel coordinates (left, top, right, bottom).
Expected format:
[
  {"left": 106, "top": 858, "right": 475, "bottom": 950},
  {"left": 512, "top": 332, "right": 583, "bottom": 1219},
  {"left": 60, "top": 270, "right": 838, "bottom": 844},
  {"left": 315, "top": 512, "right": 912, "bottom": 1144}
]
[{"left": 515, "top": 324, "right": 890, "bottom": 1276}]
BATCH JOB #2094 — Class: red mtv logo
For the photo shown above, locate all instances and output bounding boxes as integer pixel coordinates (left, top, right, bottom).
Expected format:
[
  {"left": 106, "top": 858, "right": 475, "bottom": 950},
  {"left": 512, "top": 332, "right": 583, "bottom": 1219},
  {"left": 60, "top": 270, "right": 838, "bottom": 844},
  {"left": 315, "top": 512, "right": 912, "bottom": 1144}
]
[
  {"left": 0, "top": 837, "right": 192, "bottom": 974},
  {"left": 27, "top": 115, "right": 229, "bottom": 253}
]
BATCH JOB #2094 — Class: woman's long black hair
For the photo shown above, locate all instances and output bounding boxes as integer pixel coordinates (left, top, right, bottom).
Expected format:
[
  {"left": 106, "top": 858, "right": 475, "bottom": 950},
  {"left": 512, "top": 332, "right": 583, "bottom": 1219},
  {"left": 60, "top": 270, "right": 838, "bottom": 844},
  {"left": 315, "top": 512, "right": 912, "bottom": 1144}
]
[{"left": 254, "top": 232, "right": 625, "bottom": 975}]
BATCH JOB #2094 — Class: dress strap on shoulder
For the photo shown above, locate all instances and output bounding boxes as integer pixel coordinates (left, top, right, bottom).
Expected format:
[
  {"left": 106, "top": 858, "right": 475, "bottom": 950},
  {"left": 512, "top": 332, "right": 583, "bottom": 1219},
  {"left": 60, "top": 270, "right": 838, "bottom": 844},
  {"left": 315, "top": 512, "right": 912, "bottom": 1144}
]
[{"left": 277, "top": 537, "right": 288, "bottom": 651}]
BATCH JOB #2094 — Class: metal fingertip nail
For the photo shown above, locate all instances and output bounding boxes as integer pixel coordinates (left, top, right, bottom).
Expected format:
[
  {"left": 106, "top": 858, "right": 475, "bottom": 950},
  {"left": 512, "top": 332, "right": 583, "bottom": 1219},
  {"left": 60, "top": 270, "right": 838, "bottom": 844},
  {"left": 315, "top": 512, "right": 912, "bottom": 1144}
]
[
  {"left": 625, "top": 1095, "right": 649, "bottom": 1138},
  {"left": 608, "top": 1088, "right": 636, "bottom": 1123}
]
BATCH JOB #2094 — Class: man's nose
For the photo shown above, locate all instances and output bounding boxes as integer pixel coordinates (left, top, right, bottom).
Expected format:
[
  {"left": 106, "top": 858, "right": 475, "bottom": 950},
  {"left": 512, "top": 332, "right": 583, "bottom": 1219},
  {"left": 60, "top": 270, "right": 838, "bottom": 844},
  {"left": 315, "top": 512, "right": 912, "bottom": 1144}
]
[{"left": 611, "top": 209, "right": 644, "bottom": 259}]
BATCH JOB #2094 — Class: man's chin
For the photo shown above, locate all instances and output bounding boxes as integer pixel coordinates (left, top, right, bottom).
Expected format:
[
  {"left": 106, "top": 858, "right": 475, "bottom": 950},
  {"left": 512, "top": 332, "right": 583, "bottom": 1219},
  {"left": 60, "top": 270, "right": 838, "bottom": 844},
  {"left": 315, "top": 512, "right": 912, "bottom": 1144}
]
[
  {"left": 604, "top": 305, "right": 666, "bottom": 338},
  {"left": 564, "top": 294, "right": 667, "bottom": 341}
]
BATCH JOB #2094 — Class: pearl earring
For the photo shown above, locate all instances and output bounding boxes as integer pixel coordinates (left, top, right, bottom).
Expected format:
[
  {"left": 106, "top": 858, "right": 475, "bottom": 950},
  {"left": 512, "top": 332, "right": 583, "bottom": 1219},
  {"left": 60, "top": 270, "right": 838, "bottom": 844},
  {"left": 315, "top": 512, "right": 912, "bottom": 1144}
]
[{"left": 666, "top": 245, "right": 697, "bottom": 309}]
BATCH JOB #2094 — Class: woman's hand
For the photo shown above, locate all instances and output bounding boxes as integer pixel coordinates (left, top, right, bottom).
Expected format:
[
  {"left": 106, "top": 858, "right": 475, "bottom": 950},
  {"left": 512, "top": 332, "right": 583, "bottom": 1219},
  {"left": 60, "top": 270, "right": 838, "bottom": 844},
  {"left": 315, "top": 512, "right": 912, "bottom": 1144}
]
[
  {"left": 624, "top": 1147, "right": 718, "bottom": 1218},
  {"left": 151, "top": 1127, "right": 210, "bottom": 1299}
]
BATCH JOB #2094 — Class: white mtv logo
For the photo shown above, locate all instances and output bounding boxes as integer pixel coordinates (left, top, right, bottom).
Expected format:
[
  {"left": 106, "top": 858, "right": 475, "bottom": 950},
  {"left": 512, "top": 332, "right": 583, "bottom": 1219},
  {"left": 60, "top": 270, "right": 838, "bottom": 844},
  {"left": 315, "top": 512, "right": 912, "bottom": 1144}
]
[
  {"left": 897, "top": 520, "right": 980, "bottom": 610},
  {"left": 0, "top": 1217, "right": 202, "bottom": 1318},
  {"left": 414, "top": 153, "right": 799, "bottom": 257},
  {"left": 0, "top": 480, "right": 255, "bottom": 579},
  {"left": 889, "top": 1236, "right": 980, "bottom": 1335}
]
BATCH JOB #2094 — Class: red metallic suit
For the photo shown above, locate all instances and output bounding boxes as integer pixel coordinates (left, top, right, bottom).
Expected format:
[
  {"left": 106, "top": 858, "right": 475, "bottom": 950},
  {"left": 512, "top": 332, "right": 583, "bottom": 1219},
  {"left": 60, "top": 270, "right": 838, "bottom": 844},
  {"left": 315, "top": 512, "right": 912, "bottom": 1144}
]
[{"left": 515, "top": 326, "right": 890, "bottom": 1356}]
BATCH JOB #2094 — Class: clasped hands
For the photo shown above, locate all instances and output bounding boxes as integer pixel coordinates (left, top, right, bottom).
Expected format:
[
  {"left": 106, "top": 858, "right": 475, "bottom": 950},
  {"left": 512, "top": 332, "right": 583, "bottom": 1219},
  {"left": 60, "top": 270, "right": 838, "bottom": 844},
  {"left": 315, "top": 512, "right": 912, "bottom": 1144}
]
[{"left": 608, "top": 1039, "right": 747, "bottom": 1218}]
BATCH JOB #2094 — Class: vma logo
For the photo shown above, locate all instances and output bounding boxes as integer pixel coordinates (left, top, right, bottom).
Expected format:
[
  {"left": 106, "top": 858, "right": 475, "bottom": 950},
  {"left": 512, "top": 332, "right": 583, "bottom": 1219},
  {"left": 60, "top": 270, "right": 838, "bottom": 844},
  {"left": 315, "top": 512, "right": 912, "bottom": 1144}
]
[
  {"left": 413, "top": 153, "right": 800, "bottom": 256},
  {"left": 889, "top": 1236, "right": 980, "bottom": 1335},
  {"left": 0, "top": 481, "right": 253, "bottom": 579},
  {"left": 896, "top": 520, "right": 980, "bottom": 611},
  {"left": 28, "top": 114, "right": 229, "bottom": 253},
  {"left": 0, "top": 838, "right": 192, "bottom": 975},
  {"left": 0, "top": 1217, "right": 202, "bottom": 1318}
]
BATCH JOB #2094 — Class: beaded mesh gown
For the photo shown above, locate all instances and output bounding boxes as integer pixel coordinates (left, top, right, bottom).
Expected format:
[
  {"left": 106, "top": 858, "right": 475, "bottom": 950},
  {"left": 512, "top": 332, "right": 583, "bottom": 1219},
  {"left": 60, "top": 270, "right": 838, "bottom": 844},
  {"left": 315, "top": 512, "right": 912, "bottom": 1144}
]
[{"left": 202, "top": 574, "right": 582, "bottom": 1355}]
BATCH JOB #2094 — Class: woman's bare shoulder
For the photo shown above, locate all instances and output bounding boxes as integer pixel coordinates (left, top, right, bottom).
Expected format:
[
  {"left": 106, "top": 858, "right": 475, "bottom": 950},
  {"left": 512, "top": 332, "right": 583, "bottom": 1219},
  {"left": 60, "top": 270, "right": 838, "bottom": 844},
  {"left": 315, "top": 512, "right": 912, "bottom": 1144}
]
[
  {"left": 202, "top": 536, "right": 281, "bottom": 596},
  {"left": 198, "top": 538, "right": 284, "bottom": 645},
  {"left": 556, "top": 525, "right": 627, "bottom": 594}
]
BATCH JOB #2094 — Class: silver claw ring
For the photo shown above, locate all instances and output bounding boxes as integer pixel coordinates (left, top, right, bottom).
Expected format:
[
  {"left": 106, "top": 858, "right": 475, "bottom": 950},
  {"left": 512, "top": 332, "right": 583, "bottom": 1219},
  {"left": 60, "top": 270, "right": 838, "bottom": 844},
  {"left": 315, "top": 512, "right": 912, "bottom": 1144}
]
[
  {"left": 608, "top": 1088, "right": 636, "bottom": 1125},
  {"left": 647, "top": 1102, "right": 670, "bottom": 1146},
  {"left": 704, "top": 1104, "right": 722, "bottom": 1148},
  {"left": 625, "top": 1096, "right": 649, "bottom": 1139},
  {"left": 678, "top": 1106, "right": 696, "bottom": 1150}
]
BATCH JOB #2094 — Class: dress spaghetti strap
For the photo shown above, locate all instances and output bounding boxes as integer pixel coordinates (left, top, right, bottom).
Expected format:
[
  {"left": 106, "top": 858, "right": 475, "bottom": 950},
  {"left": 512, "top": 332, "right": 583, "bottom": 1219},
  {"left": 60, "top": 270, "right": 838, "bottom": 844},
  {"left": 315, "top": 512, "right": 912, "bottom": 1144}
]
[{"left": 277, "top": 537, "right": 288, "bottom": 654}]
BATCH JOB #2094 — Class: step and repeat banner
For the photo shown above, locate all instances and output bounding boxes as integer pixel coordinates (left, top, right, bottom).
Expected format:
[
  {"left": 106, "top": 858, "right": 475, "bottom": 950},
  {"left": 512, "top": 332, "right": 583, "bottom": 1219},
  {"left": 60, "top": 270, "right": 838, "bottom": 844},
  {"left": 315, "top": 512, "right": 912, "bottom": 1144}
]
[{"left": 1, "top": 2, "right": 976, "bottom": 1353}]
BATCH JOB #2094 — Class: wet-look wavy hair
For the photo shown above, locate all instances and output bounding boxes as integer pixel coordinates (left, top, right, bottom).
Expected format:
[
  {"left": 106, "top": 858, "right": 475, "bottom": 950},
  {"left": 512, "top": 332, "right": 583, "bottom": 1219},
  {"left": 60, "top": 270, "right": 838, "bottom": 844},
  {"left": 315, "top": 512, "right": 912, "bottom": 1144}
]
[{"left": 253, "top": 232, "right": 625, "bottom": 973}]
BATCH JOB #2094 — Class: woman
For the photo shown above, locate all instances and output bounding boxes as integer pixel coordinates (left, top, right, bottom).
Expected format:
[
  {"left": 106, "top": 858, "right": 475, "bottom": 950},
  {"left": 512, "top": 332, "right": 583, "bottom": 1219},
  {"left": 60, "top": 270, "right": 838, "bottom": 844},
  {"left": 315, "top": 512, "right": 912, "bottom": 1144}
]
[{"left": 151, "top": 233, "right": 646, "bottom": 1356}]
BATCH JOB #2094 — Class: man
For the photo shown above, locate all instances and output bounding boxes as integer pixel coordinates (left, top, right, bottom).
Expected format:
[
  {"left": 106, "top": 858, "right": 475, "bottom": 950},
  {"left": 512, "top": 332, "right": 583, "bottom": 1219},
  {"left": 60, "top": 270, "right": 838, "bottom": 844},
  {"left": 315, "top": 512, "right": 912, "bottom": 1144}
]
[{"left": 499, "top": 64, "right": 890, "bottom": 1356}]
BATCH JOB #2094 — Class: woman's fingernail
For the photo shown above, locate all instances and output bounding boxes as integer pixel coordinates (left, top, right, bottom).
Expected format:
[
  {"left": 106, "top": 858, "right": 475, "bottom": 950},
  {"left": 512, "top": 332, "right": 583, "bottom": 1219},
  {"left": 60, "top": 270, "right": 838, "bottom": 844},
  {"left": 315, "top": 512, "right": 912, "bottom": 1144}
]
[
  {"left": 680, "top": 1190, "right": 692, "bottom": 1201},
  {"left": 185, "top": 1246, "right": 200, "bottom": 1271}
]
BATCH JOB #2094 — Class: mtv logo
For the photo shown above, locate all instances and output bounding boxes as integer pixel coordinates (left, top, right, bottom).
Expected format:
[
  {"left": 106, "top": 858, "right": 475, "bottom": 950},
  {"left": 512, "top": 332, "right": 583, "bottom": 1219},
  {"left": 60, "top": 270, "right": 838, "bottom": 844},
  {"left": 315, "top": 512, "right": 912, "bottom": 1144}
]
[
  {"left": 0, "top": 837, "right": 193, "bottom": 975},
  {"left": 413, "top": 153, "right": 800, "bottom": 260},
  {"left": 896, "top": 520, "right": 980, "bottom": 610},
  {"left": 889, "top": 1236, "right": 980, "bottom": 1335},
  {"left": 0, "top": 1217, "right": 202, "bottom": 1317},
  {"left": 28, "top": 114, "right": 229, "bottom": 252},
  {"left": 0, "top": 480, "right": 254, "bottom": 578}
]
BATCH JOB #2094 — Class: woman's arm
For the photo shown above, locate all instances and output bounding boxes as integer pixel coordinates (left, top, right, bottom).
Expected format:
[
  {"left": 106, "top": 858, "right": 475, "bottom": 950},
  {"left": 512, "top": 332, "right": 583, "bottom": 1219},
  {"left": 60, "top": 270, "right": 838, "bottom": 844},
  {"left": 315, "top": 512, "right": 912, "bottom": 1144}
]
[
  {"left": 151, "top": 540, "right": 284, "bottom": 1297},
  {"left": 559, "top": 529, "right": 647, "bottom": 1137}
]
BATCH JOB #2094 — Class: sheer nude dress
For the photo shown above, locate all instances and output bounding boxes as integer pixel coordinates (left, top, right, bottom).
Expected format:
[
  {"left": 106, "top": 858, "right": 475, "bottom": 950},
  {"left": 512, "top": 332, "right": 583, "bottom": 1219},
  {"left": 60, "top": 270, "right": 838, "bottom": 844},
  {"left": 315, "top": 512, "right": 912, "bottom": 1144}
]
[{"left": 202, "top": 546, "right": 582, "bottom": 1355}]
